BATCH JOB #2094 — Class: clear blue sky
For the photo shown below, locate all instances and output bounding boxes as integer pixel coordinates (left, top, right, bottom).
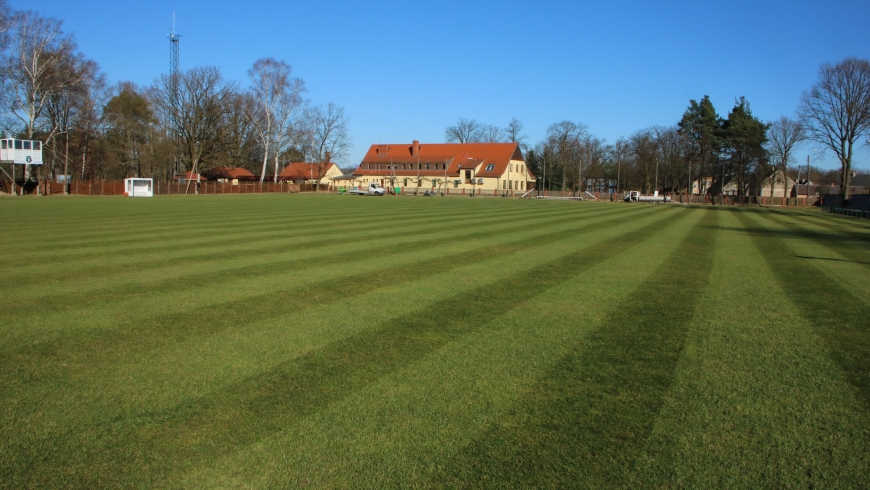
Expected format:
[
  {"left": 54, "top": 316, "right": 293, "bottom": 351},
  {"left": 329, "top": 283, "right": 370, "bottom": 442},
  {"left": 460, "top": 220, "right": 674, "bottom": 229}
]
[{"left": 14, "top": 0, "right": 870, "bottom": 170}]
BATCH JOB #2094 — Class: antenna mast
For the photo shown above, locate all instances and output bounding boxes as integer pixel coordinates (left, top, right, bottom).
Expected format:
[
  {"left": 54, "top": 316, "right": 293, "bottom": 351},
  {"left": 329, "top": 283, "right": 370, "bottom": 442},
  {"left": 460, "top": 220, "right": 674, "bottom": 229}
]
[{"left": 168, "top": 15, "right": 182, "bottom": 175}]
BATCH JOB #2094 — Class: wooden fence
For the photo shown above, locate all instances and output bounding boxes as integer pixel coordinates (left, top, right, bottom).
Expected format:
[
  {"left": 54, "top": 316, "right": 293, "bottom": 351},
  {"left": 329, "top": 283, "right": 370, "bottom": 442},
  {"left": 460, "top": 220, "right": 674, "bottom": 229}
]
[
  {"left": 9, "top": 180, "right": 305, "bottom": 196},
  {"left": 1, "top": 179, "right": 826, "bottom": 206}
]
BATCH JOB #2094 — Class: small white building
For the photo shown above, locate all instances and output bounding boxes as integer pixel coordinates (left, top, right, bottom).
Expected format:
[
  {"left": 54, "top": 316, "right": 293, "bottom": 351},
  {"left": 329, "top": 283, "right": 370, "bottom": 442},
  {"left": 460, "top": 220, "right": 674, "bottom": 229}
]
[
  {"left": 124, "top": 178, "right": 154, "bottom": 197},
  {"left": 0, "top": 138, "right": 44, "bottom": 165}
]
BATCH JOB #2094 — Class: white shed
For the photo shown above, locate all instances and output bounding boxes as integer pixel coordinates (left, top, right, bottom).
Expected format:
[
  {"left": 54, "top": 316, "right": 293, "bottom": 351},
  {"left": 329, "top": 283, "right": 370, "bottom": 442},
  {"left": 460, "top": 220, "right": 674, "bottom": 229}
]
[{"left": 124, "top": 178, "right": 154, "bottom": 197}]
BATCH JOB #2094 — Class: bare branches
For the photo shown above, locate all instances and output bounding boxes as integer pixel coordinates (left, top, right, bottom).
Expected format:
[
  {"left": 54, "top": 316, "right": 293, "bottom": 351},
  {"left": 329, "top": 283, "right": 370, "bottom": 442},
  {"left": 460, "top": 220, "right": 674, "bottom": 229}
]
[
  {"left": 306, "top": 102, "right": 351, "bottom": 164},
  {"left": 766, "top": 117, "right": 805, "bottom": 174},
  {"left": 445, "top": 118, "right": 505, "bottom": 143},
  {"left": 154, "top": 66, "right": 236, "bottom": 185},
  {"left": 1, "top": 10, "right": 77, "bottom": 139},
  {"left": 799, "top": 57, "right": 870, "bottom": 199},
  {"left": 247, "top": 58, "right": 306, "bottom": 183}
]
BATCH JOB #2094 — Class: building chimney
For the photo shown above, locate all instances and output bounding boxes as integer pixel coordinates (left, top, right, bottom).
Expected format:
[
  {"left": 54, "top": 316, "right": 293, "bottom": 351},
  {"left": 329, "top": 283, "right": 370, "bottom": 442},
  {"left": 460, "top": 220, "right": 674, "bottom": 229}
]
[
  {"left": 325, "top": 151, "right": 331, "bottom": 163},
  {"left": 412, "top": 140, "right": 419, "bottom": 157}
]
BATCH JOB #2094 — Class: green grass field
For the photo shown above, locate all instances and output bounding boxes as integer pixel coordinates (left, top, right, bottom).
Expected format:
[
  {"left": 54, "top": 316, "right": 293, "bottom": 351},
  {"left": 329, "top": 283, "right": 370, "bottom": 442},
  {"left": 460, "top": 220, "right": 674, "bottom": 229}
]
[{"left": 2, "top": 194, "right": 869, "bottom": 488}]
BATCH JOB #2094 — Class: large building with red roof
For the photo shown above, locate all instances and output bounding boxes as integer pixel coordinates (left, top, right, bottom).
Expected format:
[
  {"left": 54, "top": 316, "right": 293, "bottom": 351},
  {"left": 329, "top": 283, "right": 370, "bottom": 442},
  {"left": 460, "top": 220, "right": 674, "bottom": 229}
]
[{"left": 355, "top": 141, "right": 534, "bottom": 194}]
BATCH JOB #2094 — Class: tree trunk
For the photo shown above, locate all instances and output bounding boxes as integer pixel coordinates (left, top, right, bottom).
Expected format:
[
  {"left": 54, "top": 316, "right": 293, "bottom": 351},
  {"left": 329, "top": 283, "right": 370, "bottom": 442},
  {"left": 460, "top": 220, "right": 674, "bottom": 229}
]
[
  {"left": 840, "top": 140, "right": 852, "bottom": 201},
  {"left": 273, "top": 153, "right": 279, "bottom": 184},
  {"left": 259, "top": 147, "right": 269, "bottom": 184}
]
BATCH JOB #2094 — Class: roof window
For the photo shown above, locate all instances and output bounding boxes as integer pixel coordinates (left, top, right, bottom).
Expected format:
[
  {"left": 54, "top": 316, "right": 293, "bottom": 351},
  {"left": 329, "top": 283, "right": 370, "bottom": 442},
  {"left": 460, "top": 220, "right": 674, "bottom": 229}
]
[{"left": 485, "top": 164, "right": 494, "bottom": 171}]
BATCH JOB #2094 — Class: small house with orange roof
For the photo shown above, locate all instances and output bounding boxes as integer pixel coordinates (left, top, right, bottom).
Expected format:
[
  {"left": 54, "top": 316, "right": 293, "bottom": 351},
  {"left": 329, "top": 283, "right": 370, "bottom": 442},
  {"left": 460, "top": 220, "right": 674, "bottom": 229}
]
[
  {"left": 175, "top": 171, "right": 207, "bottom": 182},
  {"left": 278, "top": 162, "right": 344, "bottom": 186},
  {"left": 355, "top": 141, "right": 534, "bottom": 195},
  {"left": 204, "top": 166, "right": 256, "bottom": 184}
]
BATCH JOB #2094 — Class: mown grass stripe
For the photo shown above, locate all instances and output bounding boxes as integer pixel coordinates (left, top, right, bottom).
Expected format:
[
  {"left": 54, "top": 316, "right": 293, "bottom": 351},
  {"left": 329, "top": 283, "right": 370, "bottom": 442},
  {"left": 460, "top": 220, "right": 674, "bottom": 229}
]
[
  {"left": 7, "top": 198, "right": 552, "bottom": 261},
  {"left": 1, "top": 195, "right": 587, "bottom": 248},
  {"left": 6, "top": 201, "right": 582, "bottom": 283},
  {"left": 0, "top": 205, "right": 648, "bottom": 341},
  {"left": 734, "top": 210, "right": 870, "bottom": 409},
  {"left": 1, "top": 206, "right": 662, "bottom": 381},
  {"left": 778, "top": 208, "right": 870, "bottom": 233},
  {"left": 5, "top": 199, "right": 543, "bottom": 264},
  {"left": 765, "top": 210, "right": 870, "bottom": 262},
  {"left": 6, "top": 207, "right": 693, "bottom": 487},
  {"left": 432, "top": 208, "right": 719, "bottom": 488}
]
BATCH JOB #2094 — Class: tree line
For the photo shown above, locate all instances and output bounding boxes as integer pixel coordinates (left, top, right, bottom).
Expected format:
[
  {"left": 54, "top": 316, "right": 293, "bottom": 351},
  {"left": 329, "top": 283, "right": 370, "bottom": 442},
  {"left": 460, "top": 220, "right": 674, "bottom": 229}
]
[
  {"left": 446, "top": 58, "right": 870, "bottom": 201},
  {"left": 0, "top": 3, "right": 351, "bottom": 188}
]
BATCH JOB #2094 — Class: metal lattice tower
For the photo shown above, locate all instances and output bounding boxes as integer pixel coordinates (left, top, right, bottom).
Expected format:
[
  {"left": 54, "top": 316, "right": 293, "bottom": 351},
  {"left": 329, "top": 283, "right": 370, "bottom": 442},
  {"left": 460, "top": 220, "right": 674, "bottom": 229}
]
[{"left": 169, "top": 15, "right": 181, "bottom": 174}]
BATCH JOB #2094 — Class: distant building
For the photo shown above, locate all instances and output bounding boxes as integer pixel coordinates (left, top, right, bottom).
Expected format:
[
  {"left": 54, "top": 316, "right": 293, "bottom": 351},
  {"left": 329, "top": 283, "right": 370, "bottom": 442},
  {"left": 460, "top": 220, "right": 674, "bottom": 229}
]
[
  {"left": 204, "top": 167, "right": 256, "bottom": 184},
  {"left": 754, "top": 170, "right": 795, "bottom": 198},
  {"left": 355, "top": 141, "right": 534, "bottom": 194},
  {"left": 692, "top": 176, "right": 713, "bottom": 195},
  {"left": 278, "top": 162, "right": 343, "bottom": 185},
  {"left": 175, "top": 171, "right": 206, "bottom": 182},
  {"left": 804, "top": 184, "right": 865, "bottom": 197}
]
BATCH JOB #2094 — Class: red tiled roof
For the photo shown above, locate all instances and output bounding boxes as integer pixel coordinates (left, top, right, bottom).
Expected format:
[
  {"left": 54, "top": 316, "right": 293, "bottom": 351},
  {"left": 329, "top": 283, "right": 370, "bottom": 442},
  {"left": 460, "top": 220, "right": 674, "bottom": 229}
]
[
  {"left": 278, "top": 162, "right": 336, "bottom": 181},
  {"left": 357, "top": 142, "right": 531, "bottom": 179},
  {"left": 206, "top": 167, "right": 256, "bottom": 180},
  {"left": 176, "top": 171, "right": 206, "bottom": 181}
]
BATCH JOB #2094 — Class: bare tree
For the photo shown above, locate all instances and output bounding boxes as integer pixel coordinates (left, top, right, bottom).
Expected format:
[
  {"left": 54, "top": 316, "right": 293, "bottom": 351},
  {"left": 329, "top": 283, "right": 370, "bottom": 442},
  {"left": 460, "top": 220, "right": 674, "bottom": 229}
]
[
  {"left": 630, "top": 128, "right": 658, "bottom": 194},
  {"left": 247, "top": 58, "right": 306, "bottom": 183},
  {"left": 445, "top": 118, "right": 510, "bottom": 143},
  {"left": 445, "top": 118, "right": 481, "bottom": 143},
  {"left": 546, "top": 120, "right": 587, "bottom": 193},
  {"left": 479, "top": 123, "right": 505, "bottom": 143},
  {"left": 270, "top": 77, "right": 306, "bottom": 183},
  {"left": 44, "top": 56, "right": 100, "bottom": 185},
  {"left": 103, "top": 81, "right": 154, "bottom": 178},
  {"left": 799, "top": 57, "right": 870, "bottom": 200},
  {"left": 154, "top": 66, "right": 235, "bottom": 193},
  {"left": 306, "top": 102, "right": 351, "bottom": 191},
  {"left": 579, "top": 134, "right": 607, "bottom": 190},
  {"left": 610, "top": 137, "right": 631, "bottom": 194},
  {"left": 654, "top": 127, "right": 690, "bottom": 194},
  {"left": 218, "top": 91, "right": 259, "bottom": 171},
  {"left": 504, "top": 117, "right": 526, "bottom": 145},
  {"left": 76, "top": 66, "right": 108, "bottom": 181},
  {"left": 766, "top": 116, "right": 805, "bottom": 200},
  {"left": 1, "top": 10, "right": 77, "bottom": 182}
]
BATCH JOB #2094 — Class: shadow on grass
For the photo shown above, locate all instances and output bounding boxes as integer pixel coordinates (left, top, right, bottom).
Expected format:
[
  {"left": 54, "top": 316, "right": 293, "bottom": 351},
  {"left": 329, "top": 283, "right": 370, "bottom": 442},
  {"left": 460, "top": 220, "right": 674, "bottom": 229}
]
[
  {"left": 4, "top": 210, "right": 698, "bottom": 487},
  {"left": 734, "top": 211, "right": 870, "bottom": 412},
  {"left": 795, "top": 255, "right": 870, "bottom": 265},
  {"left": 1, "top": 206, "right": 657, "bottom": 386},
  {"left": 430, "top": 210, "right": 719, "bottom": 488},
  {"left": 3, "top": 204, "right": 591, "bottom": 315},
  {"left": 7, "top": 204, "right": 560, "bottom": 283}
]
